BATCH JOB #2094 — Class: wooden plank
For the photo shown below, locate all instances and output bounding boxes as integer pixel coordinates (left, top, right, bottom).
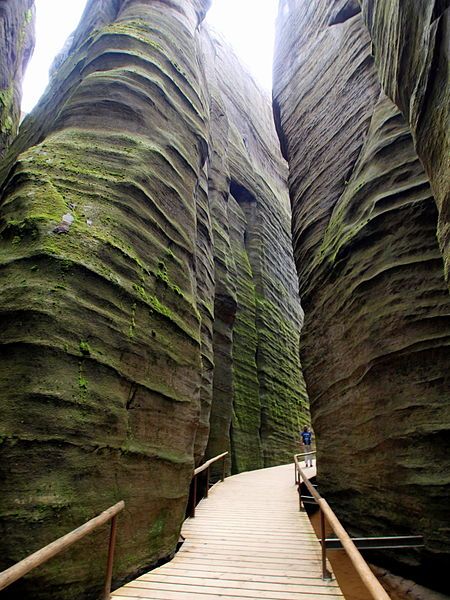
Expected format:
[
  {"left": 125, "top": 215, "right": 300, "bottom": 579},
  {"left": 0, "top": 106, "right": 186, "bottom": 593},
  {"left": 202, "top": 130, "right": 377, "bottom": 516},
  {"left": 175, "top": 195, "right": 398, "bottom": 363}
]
[
  {"left": 171, "top": 552, "right": 323, "bottom": 565},
  {"left": 179, "top": 529, "right": 318, "bottom": 539},
  {"left": 122, "top": 580, "right": 342, "bottom": 598},
  {"left": 151, "top": 564, "right": 339, "bottom": 582},
  {"left": 180, "top": 542, "right": 321, "bottom": 554},
  {"left": 113, "top": 592, "right": 342, "bottom": 600},
  {"left": 173, "top": 551, "right": 323, "bottom": 565},
  {"left": 176, "top": 540, "right": 320, "bottom": 551},
  {"left": 141, "top": 568, "right": 341, "bottom": 586},
  {"left": 163, "top": 560, "right": 324, "bottom": 576},
  {"left": 161, "top": 558, "right": 326, "bottom": 576},
  {"left": 179, "top": 537, "right": 319, "bottom": 546}
]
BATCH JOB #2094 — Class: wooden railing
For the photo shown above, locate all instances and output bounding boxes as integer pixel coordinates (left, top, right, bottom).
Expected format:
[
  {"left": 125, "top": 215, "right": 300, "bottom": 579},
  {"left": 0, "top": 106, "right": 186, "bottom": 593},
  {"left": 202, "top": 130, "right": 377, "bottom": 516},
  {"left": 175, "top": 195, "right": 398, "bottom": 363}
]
[
  {"left": 0, "top": 501, "right": 124, "bottom": 600},
  {"left": 190, "top": 451, "right": 228, "bottom": 518},
  {"left": 0, "top": 452, "right": 228, "bottom": 595},
  {"left": 294, "top": 455, "right": 390, "bottom": 600},
  {"left": 294, "top": 449, "right": 316, "bottom": 482}
]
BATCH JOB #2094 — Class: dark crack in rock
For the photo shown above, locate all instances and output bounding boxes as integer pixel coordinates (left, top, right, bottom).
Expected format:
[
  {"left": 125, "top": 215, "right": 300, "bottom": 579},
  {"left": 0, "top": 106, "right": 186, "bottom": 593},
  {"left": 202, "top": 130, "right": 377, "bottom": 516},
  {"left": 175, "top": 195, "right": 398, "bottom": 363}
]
[{"left": 201, "top": 29, "right": 308, "bottom": 474}]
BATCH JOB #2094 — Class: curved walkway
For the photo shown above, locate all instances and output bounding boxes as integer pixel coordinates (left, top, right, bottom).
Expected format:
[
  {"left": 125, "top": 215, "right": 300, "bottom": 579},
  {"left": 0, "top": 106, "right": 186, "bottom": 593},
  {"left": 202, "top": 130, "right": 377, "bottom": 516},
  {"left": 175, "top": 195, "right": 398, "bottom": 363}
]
[{"left": 112, "top": 463, "right": 343, "bottom": 599}]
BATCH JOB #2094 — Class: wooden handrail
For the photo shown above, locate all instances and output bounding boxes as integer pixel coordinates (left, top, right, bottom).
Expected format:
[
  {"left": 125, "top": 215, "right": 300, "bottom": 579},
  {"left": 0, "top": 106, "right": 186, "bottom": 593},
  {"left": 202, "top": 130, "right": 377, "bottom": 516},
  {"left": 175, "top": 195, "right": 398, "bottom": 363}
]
[
  {"left": 294, "top": 451, "right": 316, "bottom": 485},
  {"left": 194, "top": 451, "right": 228, "bottom": 475},
  {"left": 0, "top": 501, "right": 125, "bottom": 599},
  {"left": 295, "top": 450, "right": 316, "bottom": 458},
  {"left": 190, "top": 452, "right": 228, "bottom": 518},
  {"left": 294, "top": 456, "right": 389, "bottom": 600}
]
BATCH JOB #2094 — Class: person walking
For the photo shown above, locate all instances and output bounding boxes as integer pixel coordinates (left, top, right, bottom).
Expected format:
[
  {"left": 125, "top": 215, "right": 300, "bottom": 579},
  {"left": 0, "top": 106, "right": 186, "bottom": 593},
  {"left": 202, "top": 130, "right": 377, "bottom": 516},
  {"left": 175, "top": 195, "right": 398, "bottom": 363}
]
[{"left": 301, "top": 426, "right": 313, "bottom": 467}]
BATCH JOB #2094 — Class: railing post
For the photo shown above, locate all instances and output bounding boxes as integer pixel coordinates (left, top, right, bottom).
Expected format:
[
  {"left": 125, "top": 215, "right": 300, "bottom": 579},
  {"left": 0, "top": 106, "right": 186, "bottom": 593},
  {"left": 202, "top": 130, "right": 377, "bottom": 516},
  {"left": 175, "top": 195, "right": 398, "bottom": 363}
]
[
  {"left": 191, "top": 475, "right": 197, "bottom": 518},
  {"left": 221, "top": 455, "right": 226, "bottom": 482},
  {"left": 205, "top": 466, "right": 210, "bottom": 498},
  {"left": 320, "top": 509, "right": 332, "bottom": 581},
  {"left": 296, "top": 462, "right": 303, "bottom": 511},
  {"left": 103, "top": 515, "right": 118, "bottom": 600}
]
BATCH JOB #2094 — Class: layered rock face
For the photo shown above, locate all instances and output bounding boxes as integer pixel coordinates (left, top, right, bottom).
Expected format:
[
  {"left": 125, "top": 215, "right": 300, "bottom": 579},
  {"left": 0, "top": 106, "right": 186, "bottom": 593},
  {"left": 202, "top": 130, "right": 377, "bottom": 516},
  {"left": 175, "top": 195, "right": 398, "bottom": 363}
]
[
  {"left": 273, "top": 0, "right": 450, "bottom": 592},
  {"left": 360, "top": 0, "right": 450, "bottom": 281},
  {"left": 0, "top": 2, "right": 306, "bottom": 598},
  {"left": 0, "top": 0, "right": 35, "bottom": 157}
]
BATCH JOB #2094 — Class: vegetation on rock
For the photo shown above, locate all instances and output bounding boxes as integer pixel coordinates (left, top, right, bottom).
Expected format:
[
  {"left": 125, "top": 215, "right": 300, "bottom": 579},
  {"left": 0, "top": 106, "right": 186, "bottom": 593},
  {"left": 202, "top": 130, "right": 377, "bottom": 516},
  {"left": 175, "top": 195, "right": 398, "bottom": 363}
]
[{"left": 0, "top": 1, "right": 307, "bottom": 598}]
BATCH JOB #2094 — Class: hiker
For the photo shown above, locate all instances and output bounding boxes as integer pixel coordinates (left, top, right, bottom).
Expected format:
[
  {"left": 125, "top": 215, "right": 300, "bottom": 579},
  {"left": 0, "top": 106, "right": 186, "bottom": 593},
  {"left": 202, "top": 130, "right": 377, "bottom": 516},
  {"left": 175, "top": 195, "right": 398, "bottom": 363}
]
[{"left": 301, "top": 426, "right": 313, "bottom": 467}]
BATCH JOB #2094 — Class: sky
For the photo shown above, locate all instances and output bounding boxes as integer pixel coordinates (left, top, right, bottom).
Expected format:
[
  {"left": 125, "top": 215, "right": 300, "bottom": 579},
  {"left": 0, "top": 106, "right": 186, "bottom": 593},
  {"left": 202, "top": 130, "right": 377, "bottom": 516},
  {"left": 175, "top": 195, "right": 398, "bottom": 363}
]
[{"left": 21, "top": 0, "right": 279, "bottom": 113}]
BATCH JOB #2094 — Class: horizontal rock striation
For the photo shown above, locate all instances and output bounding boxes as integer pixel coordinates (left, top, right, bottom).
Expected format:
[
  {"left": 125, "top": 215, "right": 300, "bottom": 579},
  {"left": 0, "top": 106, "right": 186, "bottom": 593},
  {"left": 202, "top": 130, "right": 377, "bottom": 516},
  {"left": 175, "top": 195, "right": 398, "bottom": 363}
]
[
  {"left": 0, "top": 2, "right": 307, "bottom": 598},
  {"left": 359, "top": 0, "right": 450, "bottom": 282},
  {"left": 273, "top": 0, "right": 381, "bottom": 299},
  {"left": 0, "top": 2, "right": 210, "bottom": 598},
  {"left": 273, "top": 0, "right": 450, "bottom": 593},
  {"left": 0, "top": 0, "right": 34, "bottom": 157}
]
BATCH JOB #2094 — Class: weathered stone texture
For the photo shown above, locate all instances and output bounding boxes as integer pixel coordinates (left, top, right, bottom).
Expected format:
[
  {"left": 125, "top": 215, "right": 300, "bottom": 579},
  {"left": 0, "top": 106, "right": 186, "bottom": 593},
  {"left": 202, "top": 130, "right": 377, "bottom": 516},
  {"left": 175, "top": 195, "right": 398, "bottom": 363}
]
[
  {"left": 0, "top": 1, "right": 210, "bottom": 598},
  {"left": 273, "top": 0, "right": 450, "bottom": 593},
  {"left": 273, "top": 0, "right": 381, "bottom": 295},
  {"left": 0, "top": 0, "right": 34, "bottom": 157},
  {"left": 0, "top": 2, "right": 306, "bottom": 598},
  {"left": 202, "top": 29, "right": 308, "bottom": 473},
  {"left": 359, "top": 0, "right": 450, "bottom": 281}
]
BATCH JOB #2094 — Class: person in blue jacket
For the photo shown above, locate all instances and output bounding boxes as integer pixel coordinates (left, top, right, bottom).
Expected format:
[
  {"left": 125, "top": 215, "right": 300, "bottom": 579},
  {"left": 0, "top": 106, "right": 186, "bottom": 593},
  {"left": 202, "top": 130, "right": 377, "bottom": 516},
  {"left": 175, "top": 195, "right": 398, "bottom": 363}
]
[{"left": 301, "top": 426, "right": 313, "bottom": 467}]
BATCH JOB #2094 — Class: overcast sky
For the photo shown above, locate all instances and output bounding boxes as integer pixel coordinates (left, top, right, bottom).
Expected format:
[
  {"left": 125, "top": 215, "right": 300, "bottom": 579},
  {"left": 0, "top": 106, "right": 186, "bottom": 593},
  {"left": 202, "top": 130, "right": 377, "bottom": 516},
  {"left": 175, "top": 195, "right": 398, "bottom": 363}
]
[{"left": 21, "top": 0, "right": 278, "bottom": 113}]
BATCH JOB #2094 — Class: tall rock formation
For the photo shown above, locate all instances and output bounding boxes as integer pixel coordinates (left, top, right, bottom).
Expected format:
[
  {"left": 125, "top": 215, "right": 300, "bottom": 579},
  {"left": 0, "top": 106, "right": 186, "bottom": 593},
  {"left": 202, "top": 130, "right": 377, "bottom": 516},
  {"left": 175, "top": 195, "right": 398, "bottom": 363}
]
[
  {"left": 0, "top": 0, "right": 35, "bottom": 157},
  {"left": 273, "top": 0, "right": 450, "bottom": 593},
  {"left": 201, "top": 30, "right": 307, "bottom": 474},
  {"left": 0, "top": 2, "right": 307, "bottom": 598}
]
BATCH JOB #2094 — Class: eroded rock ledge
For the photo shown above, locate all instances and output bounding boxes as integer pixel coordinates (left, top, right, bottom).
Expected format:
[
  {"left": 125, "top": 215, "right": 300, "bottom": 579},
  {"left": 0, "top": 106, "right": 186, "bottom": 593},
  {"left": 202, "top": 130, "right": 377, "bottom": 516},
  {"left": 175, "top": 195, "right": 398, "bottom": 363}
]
[
  {"left": 0, "top": 2, "right": 307, "bottom": 598},
  {"left": 360, "top": 0, "right": 450, "bottom": 281}
]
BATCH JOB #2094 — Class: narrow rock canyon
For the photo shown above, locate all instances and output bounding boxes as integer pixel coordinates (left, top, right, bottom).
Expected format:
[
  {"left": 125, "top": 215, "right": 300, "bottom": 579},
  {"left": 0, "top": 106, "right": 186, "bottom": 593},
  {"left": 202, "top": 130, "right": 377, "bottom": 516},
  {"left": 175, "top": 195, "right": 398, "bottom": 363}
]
[{"left": 0, "top": 0, "right": 448, "bottom": 598}]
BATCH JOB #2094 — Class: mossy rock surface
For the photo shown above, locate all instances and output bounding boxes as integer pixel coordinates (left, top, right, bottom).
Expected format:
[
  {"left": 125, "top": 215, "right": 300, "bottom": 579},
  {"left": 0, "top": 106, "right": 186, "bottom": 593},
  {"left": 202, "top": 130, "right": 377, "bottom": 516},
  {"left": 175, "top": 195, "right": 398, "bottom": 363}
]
[
  {"left": 0, "top": 1, "right": 308, "bottom": 598},
  {"left": 0, "top": 2, "right": 208, "bottom": 598}
]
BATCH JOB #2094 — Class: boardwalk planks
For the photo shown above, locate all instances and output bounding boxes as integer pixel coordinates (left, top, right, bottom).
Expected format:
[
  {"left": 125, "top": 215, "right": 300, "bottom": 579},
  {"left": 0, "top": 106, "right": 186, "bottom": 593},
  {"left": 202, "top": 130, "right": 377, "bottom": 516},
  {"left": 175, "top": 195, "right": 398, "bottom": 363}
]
[{"left": 112, "top": 464, "right": 344, "bottom": 599}]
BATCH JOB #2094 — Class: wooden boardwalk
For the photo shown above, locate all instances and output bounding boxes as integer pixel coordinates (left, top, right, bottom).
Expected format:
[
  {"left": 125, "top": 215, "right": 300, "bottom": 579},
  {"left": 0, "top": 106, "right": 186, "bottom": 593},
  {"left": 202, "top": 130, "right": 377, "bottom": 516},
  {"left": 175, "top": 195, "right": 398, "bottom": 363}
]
[{"left": 112, "top": 464, "right": 344, "bottom": 599}]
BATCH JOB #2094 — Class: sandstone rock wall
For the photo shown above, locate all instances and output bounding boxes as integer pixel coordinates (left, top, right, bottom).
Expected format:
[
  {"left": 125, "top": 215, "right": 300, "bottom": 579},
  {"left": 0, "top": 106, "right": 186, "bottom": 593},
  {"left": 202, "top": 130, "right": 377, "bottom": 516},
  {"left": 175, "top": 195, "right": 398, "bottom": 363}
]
[
  {"left": 0, "top": 2, "right": 307, "bottom": 598},
  {"left": 273, "top": 0, "right": 450, "bottom": 592},
  {"left": 0, "top": 0, "right": 34, "bottom": 157},
  {"left": 0, "top": 2, "right": 210, "bottom": 597},
  {"left": 359, "top": 0, "right": 450, "bottom": 281}
]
